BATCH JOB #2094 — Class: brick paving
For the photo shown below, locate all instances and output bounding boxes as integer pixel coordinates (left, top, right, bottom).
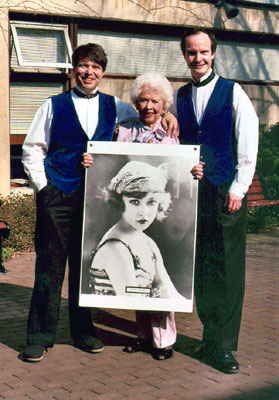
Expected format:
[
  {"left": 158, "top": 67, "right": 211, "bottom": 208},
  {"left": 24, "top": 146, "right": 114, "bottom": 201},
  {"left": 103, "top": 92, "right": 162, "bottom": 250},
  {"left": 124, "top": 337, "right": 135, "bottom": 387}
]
[{"left": 0, "top": 232, "right": 278, "bottom": 400}]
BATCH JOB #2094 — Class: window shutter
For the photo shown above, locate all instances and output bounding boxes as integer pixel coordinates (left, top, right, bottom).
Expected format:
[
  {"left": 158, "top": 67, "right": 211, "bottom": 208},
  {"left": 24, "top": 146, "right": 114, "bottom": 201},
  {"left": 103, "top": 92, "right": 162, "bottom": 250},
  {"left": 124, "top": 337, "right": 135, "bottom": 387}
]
[
  {"left": 10, "top": 21, "right": 72, "bottom": 69},
  {"left": 215, "top": 41, "right": 279, "bottom": 81},
  {"left": 78, "top": 30, "right": 279, "bottom": 82},
  {"left": 10, "top": 82, "right": 64, "bottom": 135},
  {"left": 78, "top": 30, "right": 189, "bottom": 79}
]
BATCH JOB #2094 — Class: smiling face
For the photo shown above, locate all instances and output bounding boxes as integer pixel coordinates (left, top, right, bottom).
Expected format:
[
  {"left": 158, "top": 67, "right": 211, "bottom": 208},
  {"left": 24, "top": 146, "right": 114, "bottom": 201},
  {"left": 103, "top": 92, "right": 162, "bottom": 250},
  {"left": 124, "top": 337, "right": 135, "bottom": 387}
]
[
  {"left": 74, "top": 57, "right": 104, "bottom": 94},
  {"left": 184, "top": 32, "right": 215, "bottom": 81},
  {"left": 121, "top": 193, "right": 159, "bottom": 232},
  {"left": 136, "top": 86, "right": 165, "bottom": 129}
]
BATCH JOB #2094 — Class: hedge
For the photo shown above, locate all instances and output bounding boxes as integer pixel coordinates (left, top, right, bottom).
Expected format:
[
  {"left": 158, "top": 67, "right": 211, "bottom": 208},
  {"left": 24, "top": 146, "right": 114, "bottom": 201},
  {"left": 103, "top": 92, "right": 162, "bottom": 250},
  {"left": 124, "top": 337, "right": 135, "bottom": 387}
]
[
  {"left": 247, "top": 123, "right": 279, "bottom": 233},
  {"left": 0, "top": 194, "right": 36, "bottom": 259}
]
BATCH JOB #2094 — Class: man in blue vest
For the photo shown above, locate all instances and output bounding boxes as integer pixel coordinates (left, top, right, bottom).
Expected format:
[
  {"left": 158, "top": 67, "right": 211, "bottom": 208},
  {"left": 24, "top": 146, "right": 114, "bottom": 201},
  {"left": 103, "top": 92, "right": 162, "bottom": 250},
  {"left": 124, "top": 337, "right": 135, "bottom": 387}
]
[
  {"left": 170, "top": 29, "right": 258, "bottom": 373},
  {"left": 22, "top": 42, "right": 178, "bottom": 362}
]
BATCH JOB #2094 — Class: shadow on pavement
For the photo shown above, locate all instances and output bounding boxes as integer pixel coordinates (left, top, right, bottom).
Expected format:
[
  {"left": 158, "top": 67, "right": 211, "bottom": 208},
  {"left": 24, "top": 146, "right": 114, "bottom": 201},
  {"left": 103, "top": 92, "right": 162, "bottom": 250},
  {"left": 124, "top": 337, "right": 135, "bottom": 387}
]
[
  {"left": 0, "top": 283, "right": 137, "bottom": 352},
  {"left": 175, "top": 333, "right": 202, "bottom": 357},
  {"left": 92, "top": 308, "right": 138, "bottom": 347},
  {"left": 206, "top": 386, "right": 279, "bottom": 400}
]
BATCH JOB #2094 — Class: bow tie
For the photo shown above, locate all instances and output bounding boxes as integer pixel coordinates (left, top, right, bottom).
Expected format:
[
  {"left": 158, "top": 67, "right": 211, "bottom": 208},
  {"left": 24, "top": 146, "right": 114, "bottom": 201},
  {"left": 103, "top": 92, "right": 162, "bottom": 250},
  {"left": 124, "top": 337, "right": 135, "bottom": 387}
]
[
  {"left": 192, "top": 70, "right": 215, "bottom": 88},
  {"left": 73, "top": 87, "right": 99, "bottom": 99}
]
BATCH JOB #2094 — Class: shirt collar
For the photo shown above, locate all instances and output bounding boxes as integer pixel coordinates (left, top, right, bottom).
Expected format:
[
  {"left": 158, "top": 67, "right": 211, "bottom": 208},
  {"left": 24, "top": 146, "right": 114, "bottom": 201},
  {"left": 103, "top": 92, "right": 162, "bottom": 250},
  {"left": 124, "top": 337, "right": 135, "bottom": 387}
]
[
  {"left": 192, "top": 69, "right": 216, "bottom": 88},
  {"left": 137, "top": 116, "right": 162, "bottom": 131},
  {"left": 73, "top": 85, "right": 99, "bottom": 98}
]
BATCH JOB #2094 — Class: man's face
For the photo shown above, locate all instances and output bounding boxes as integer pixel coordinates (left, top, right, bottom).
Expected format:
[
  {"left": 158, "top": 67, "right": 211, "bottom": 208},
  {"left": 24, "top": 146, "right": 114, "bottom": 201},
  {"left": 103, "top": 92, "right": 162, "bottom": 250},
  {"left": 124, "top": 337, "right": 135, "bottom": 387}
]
[
  {"left": 184, "top": 32, "right": 215, "bottom": 81},
  {"left": 74, "top": 57, "right": 104, "bottom": 94}
]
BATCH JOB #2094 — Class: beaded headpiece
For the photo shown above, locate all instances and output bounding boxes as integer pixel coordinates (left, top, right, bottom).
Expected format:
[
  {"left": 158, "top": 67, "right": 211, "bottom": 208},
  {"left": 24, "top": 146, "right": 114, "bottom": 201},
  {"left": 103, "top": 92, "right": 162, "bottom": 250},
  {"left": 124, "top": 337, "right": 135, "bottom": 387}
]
[{"left": 109, "top": 161, "right": 167, "bottom": 194}]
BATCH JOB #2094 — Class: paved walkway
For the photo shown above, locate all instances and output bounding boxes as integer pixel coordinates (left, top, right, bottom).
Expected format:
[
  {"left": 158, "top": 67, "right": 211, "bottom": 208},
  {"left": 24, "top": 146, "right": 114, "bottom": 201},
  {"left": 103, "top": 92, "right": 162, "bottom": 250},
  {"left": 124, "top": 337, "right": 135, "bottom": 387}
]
[{"left": 0, "top": 232, "right": 278, "bottom": 400}]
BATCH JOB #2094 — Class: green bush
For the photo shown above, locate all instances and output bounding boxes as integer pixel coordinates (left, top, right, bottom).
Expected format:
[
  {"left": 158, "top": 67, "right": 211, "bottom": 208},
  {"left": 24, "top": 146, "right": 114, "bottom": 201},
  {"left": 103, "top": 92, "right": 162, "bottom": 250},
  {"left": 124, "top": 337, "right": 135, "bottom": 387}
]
[
  {"left": 247, "top": 123, "right": 279, "bottom": 233},
  {"left": 2, "top": 247, "right": 15, "bottom": 260},
  {"left": 247, "top": 205, "right": 279, "bottom": 233},
  {"left": 0, "top": 194, "right": 36, "bottom": 258}
]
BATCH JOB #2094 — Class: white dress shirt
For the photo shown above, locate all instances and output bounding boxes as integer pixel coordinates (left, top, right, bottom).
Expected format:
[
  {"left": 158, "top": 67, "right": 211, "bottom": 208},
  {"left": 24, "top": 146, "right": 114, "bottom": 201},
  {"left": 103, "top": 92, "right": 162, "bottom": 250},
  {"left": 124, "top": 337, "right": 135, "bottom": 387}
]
[
  {"left": 22, "top": 87, "right": 137, "bottom": 192},
  {"left": 169, "top": 70, "right": 259, "bottom": 198}
]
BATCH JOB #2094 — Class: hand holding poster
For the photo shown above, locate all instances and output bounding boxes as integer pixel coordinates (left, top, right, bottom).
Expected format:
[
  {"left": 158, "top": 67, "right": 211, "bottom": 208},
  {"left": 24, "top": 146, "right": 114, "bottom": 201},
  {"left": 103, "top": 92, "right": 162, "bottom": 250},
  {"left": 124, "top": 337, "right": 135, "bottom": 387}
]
[{"left": 79, "top": 142, "right": 200, "bottom": 312}]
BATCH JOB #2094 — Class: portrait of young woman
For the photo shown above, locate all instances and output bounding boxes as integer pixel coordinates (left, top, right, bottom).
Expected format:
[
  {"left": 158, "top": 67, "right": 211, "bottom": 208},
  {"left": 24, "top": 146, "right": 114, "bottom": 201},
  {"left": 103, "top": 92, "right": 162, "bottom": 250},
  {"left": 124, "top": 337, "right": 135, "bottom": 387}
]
[{"left": 79, "top": 142, "right": 200, "bottom": 313}]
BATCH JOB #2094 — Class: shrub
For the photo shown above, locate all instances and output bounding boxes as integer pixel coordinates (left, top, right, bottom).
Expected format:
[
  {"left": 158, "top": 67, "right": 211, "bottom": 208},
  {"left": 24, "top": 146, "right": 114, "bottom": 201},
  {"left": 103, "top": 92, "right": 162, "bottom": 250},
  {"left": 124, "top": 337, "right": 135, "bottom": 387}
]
[
  {"left": 0, "top": 194, "right": 36, "bottom": 258},
  {"left": 247, "top": 123, "right": 279, "bottom": 233},
  {"left": 247, "top": 205, "right": 279, "bottom": 233},
  {"left": 2, "top": 247, "right": 15, "bottom": 260}
]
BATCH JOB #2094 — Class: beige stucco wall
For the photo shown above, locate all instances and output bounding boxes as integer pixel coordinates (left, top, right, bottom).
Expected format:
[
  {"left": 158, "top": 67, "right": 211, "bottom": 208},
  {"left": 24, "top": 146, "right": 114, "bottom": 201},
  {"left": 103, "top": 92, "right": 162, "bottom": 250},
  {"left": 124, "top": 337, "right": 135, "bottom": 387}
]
[
  {"left": 1, "top": 0, "right": 279, "bottom": 195},
  {"left": 5, "top": 0, "right": 279, "bottom": 34},
  {"left": 0, "top": 10, "right": 10, "bottom": 197}
]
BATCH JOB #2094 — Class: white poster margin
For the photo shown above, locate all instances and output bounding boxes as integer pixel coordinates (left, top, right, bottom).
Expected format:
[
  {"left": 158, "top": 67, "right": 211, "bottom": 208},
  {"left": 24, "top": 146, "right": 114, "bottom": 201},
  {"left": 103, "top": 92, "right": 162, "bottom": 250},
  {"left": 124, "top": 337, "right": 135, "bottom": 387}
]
[{"left": 79, "top": 141, "right": 200, "bottom": 313}]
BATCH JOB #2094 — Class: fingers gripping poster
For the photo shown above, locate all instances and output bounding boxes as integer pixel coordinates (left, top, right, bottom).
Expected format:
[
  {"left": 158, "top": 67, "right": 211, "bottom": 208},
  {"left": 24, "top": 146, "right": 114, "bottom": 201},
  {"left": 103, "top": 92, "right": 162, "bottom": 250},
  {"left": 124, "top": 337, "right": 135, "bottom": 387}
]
[{"left": 79, "top": 142, "right": 200, "bottom": 312}]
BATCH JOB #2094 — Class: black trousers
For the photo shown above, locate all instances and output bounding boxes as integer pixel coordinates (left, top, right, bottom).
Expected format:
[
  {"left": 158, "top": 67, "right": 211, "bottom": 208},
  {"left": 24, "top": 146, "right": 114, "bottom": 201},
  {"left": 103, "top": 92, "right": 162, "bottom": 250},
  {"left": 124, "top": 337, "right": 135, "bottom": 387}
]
[
  {"left": 194, "top": 178, "right": 247, "bottom": 351},
  {"left": 27, "top": 184, "right": 94, "bottom": 347}
]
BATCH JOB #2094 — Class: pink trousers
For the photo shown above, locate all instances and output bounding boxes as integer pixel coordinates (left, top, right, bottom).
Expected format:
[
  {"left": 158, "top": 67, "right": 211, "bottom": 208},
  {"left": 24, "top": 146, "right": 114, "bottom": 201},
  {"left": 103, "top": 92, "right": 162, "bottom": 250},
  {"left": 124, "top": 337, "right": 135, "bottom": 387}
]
[{"left": 135, "top": 311, "right": 176, "bottom": 349}]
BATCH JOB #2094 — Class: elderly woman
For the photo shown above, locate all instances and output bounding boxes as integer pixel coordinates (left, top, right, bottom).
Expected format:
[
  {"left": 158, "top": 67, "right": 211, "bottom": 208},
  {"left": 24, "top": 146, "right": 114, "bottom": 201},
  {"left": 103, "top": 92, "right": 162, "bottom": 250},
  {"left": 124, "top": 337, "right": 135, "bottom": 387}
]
[{"left": 115, "top": 72, "right": 179, "bottom": 145}]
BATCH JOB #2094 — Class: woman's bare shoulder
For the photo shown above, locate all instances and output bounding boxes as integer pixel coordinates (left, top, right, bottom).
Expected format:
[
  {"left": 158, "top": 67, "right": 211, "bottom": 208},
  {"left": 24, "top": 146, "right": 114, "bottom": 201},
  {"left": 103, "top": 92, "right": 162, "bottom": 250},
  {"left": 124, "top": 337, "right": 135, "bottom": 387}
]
[
  {"left": 96, "top": 237, "right": 132, "bottom": 261},
  {"left": 145, "top": 234, "right": 160, "bottom": 252}
]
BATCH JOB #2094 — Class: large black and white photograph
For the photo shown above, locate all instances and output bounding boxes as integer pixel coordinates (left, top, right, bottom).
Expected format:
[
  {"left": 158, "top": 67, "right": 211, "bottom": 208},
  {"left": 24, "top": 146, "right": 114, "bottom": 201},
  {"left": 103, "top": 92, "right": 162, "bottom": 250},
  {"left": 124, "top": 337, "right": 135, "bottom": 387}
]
[{"left": 79, "top": 141, "right": 200, "bottom": 312}]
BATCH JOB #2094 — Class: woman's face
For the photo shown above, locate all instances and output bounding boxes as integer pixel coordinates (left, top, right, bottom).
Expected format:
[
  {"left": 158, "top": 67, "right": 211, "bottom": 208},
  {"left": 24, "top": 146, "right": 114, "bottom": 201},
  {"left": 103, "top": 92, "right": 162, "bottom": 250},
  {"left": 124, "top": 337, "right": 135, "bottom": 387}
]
[
  {"left": 122, "top": 193, "right": 159, "bottom": 231},
  {"left": 136, "top": 86, "right": 165, "bottom": 129}
]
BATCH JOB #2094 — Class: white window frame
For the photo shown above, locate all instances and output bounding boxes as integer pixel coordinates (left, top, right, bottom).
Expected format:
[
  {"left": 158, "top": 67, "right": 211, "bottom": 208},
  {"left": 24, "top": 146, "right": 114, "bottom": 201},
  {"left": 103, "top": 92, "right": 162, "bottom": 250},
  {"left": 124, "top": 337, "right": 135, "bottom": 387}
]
[{"left": 10, "top": 21, "right": 73, "bottom": 69}]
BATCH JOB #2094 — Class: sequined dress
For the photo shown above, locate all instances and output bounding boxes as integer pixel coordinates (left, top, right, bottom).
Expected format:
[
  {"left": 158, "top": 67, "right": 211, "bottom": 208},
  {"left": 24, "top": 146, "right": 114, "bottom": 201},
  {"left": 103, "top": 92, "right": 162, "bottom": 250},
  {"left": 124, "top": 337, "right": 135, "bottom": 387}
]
[{"left": 89, "top": 238, "right": 157, "bottom": 296}]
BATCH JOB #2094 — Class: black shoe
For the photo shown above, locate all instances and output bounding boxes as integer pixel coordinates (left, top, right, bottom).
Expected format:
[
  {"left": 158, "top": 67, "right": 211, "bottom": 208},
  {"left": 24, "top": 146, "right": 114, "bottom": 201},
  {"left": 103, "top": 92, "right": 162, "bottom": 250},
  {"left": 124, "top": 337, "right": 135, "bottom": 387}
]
[
  {"left": 200, "top": 345, "right": 239, "bottom": 374},
  {"left": 123, "top": 339, "right": 152, "bottom": 354},
  {"left": 23, "top": 345, "right": 47, "bottom": 362},
  {"left": 215, "top": 349, "right": 239, "bottom": 374},
  {"left": 0, "top": 264, "right": 7, "bottom": 273},
  {"left": 152, "top": 347, "right": 173, "bottom": 361},
  {"left": 73, "top": 335, "right": 104, "bottom": 353}
]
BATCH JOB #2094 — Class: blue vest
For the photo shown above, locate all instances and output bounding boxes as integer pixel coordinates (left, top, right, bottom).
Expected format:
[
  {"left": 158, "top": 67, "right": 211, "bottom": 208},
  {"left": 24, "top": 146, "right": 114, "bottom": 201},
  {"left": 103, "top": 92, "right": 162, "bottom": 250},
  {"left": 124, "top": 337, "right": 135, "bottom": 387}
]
[
  {"left": 177, "top": 78, "right": 236, "bottom": 186},
  {"left": 44, "top": 91, "right": 116, "bottom": 194}
]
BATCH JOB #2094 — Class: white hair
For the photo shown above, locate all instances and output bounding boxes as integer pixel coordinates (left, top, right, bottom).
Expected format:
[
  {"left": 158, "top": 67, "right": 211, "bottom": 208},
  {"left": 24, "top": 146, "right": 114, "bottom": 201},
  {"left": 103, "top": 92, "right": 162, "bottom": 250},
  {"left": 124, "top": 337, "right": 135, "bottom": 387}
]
[{"left": 130, "top": 72, "right": 173, "bottom": 111}]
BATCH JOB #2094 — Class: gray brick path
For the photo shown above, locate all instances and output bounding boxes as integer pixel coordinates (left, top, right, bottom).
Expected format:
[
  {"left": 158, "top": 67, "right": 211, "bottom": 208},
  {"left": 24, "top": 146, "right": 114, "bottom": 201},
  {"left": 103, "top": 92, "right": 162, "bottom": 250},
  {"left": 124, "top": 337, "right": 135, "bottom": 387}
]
[{"left": 0, "top": 232, "right": 278, "bottom": 399}]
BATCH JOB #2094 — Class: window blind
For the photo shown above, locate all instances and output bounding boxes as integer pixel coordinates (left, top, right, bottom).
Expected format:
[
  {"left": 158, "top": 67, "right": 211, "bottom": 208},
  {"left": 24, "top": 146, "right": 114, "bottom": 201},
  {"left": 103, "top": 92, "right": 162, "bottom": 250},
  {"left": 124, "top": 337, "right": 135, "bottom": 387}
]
[
  {"left": 78, "top": 30, "right": 279, "bottom": 82},
  {"left": 10, "top": 22, "right": 72, "bottom": 69},
  {"left": 10, "top": 82, "right": 64, "bottom": 135}
]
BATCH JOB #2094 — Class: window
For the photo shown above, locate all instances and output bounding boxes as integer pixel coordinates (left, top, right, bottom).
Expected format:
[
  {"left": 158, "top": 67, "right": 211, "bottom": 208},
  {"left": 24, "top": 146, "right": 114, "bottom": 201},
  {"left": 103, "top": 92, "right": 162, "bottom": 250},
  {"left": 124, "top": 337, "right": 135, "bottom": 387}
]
[
  {"left": 78, "top": 29, "right": 279, "bottom": 82},
  {"left": 215, "top": 41, "right": 279, "bottom": 81},
  {"left": 10, "top": 82, "right": 65, "bottom": 135},
  {"left": 10, "top": 82, "right": 65, "bottom": 179},
  {"left": 243, "top": 0, "right": 279, "bottom": 4},
  {"left": 10, "top": 21, "right": 73, "bottom": 70},
  {"left": 78, "top": 30, "right": 189, "bottom": 79}
]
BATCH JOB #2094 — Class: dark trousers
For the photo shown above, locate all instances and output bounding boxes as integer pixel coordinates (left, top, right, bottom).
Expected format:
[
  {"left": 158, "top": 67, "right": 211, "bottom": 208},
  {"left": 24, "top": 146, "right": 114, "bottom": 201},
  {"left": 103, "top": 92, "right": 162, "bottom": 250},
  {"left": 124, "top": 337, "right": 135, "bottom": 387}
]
[
  {"left": 27, "top": 184, "right": 94, "bottom": 347},
  {"left": 194, "top": 178, "right": 247, "bottom": 351}
]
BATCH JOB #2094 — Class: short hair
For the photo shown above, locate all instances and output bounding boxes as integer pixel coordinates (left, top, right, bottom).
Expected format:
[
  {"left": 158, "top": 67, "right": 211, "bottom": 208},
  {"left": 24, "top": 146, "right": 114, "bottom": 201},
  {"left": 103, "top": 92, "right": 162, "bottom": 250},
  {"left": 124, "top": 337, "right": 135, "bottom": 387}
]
[
  {"left": 180, "top": 28, "right": 217, "bottom": 56},
  {"left": 72, "top": 43, "right": 108, "bottom": 71},
  {"left": 130, "top": 72, "right": 174, "bottom": 111},
  {"left": 104, "top": 189, "right": 172, "bottom": 222}
]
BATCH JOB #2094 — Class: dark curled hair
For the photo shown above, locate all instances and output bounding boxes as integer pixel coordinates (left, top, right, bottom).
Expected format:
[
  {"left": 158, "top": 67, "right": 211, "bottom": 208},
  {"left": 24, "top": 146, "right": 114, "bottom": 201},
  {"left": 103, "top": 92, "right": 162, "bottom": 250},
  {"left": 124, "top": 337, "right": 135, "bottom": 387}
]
[
  {"left": 72, "top": 43, "right": 108, "bottom": 71},
  {"left": 180, "top": 28, "right": 217, "bottom": 56},
  {"left": 104, "top": 189, "right": 172, "bottom": 222}
]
